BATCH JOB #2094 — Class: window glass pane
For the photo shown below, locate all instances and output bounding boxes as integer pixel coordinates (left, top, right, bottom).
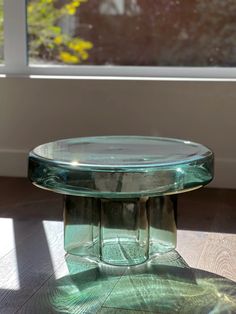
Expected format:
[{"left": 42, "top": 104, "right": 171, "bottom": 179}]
[
  {"left": 27, "top": 0, "right": 236, "bottom": 66},
  {"left": 0, "top": 0, "right": 3, "bottom": 63}
]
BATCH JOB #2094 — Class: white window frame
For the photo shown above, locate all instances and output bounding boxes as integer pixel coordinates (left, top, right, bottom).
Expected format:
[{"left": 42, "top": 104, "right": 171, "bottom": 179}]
[{"left": 2, "top": 0, "right": 236, "bottom": 80}]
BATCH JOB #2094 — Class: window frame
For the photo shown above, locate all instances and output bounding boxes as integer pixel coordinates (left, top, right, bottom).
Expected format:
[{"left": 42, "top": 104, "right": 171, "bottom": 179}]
[{"left": 2, "top": 0, "right": 236, "bottom": 79}]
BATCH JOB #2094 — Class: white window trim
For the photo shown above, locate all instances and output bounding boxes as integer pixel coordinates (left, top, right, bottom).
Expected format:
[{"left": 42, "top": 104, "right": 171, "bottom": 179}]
[
  {"left": 2, "top": 0, "right": 236, "bottom": 80},
  {"left": 3, "top": 0, "right": 27, "bottom": 73}
]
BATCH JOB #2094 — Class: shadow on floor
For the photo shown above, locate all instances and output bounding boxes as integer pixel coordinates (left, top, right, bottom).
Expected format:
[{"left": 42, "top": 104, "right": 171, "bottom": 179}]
[{"left": 178, "top": 188, "right": 236, "bottom": 234}]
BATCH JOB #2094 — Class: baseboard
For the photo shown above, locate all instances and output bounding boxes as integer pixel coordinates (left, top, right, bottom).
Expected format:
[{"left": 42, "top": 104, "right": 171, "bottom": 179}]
[{"left": 0, "top": 150, "right": 235, "bottom": 189}]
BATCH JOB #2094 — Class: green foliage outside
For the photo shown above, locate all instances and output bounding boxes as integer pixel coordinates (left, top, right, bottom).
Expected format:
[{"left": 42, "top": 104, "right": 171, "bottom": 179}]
[{"left": 27, "top": 0, "right": 93, "bottom": 64}]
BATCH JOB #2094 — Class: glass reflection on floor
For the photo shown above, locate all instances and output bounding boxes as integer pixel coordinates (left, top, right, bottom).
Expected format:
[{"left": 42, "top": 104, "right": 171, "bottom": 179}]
[{"left": 50, "top": 251, "right": 236, "bottom": 313}]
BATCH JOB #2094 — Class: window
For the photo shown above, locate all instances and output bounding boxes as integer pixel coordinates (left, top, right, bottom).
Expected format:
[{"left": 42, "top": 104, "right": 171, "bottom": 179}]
[
  {"left": 2, "top": 0, "right": 236, "bottom": 77},
  {"left": 27, "top": 0, "right": 236, "bottom": 67}
]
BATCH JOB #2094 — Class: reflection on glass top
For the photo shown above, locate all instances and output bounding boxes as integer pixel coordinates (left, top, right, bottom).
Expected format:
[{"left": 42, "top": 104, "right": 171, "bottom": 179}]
[{"left": 32, "top": 136, "right": 212, "bottom": 170}]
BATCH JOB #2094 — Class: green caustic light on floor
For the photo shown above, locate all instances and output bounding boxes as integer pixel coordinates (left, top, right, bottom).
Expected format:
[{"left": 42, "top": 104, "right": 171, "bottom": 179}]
[{"left": 50, "top": 252, "right": 236, "bottom": 313}]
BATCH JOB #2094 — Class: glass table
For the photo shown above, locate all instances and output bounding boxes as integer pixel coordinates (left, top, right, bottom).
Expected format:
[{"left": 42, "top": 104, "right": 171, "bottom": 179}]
[{"left": 28, "top": 136, "right": 214, "bottom": 266}]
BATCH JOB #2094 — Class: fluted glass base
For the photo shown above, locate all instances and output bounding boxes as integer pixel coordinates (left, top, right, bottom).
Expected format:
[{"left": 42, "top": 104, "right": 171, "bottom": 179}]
[{"left": 64, "top": 195, "right": 177, "bottom": 266}]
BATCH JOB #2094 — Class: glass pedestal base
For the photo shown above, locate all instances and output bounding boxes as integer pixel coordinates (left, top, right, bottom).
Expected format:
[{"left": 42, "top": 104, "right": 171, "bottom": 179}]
[{"left": 64, "top": 195, "right": 177, "bottom": 266}]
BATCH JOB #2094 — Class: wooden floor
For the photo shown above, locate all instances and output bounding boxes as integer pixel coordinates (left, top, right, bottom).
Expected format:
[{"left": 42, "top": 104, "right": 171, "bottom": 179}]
[{"left": 0, "top": 177, "right": 235, "bottom": 313}]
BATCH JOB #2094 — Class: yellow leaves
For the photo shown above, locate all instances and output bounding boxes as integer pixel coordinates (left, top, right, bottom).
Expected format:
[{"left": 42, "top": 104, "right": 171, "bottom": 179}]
[
  {"left": 60, "top": 52, "right": 79, "bottom": 64},
  {"left": 59, "top": 40, "right": 92, "bottom": 64},
  {"left": 59, "top": 39, "right": 93, "bottom": 63},
  {"left": 65, "top": 4, "right": 76, "bottom": 15},
  {"left": 68, "top": 40, "right": 93, "bottom": 52},
  {"left": 64, "top": 0, "right": 86, "bottom": 15},
  {"left": 56, "top": 37, "right": 93, "bottom": 63},
  {"left": 28, "top": 4, "right": 34, "bottom": 13},
  {"left": 72, "top": 0, "right": 81, "bottom": 8},
  {"left": 80, "top": 51, "right": 89, "bottom": 60},
  {"left": 54, "top": 35, "right": 63, "bottom": 45},
  {"left": 59, "top": 42, "right": 92, "bottom": 63}
]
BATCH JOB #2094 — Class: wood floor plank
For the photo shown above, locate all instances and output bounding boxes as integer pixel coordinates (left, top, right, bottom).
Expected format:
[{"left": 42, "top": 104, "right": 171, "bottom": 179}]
[
  {"left": 0, "top": 216, "right": 58, "bottom": 261},
  {"left": 17, "top": 257, "right": 126, "bottom": 314},
  {"left": 0, "top": 198, "right": 62, "bottom": 221},
  {"left": 197, "top": 233, "right": 236, "bottom": 282},
  {"left": 98, "top": 308, "right": 157, "bottom": 313},
  {"left": 0, "top": 178, "right": 57, "bottom": 209},
  {"left": 176, "top": 230, "right": 208, "bottom": 268},
  {"left": 178, "top": 188, "right": 236, "bottom": 233},
  {"left": 0, "top": 221, "right": 64, "bottom": 314},
  {"left": 16, "top": 262, "right": 69, "bottom": 314}
]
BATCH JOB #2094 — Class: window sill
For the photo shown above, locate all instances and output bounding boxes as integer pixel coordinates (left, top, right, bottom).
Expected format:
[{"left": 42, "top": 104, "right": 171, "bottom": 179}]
[{"left": 1, "top": 65, "right": 236, "bottom": 81}]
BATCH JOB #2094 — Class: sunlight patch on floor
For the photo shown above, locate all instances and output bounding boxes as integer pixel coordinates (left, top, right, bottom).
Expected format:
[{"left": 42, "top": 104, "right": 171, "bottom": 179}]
[
  {"left": 0, "top": 218, "right": 20, "bottom": 290},
  {"left": 43, "top": 220, "right": 64, "bottom": 279}
]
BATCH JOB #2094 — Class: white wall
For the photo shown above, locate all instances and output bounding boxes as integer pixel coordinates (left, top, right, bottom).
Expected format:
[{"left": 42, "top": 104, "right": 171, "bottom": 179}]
[{"left": 0, "top": 77, "right": 235, "bottom": 188}]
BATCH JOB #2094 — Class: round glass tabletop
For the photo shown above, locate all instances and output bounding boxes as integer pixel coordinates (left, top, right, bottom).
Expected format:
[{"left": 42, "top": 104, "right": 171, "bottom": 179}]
[{"left": 28, "top": 136, "right": 214, "bottom": 197}]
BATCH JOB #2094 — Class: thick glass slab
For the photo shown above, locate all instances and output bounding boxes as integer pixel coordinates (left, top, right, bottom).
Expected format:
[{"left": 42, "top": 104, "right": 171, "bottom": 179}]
[{"left": 28, "top": 136, "right": 213, "bottom": 198}]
